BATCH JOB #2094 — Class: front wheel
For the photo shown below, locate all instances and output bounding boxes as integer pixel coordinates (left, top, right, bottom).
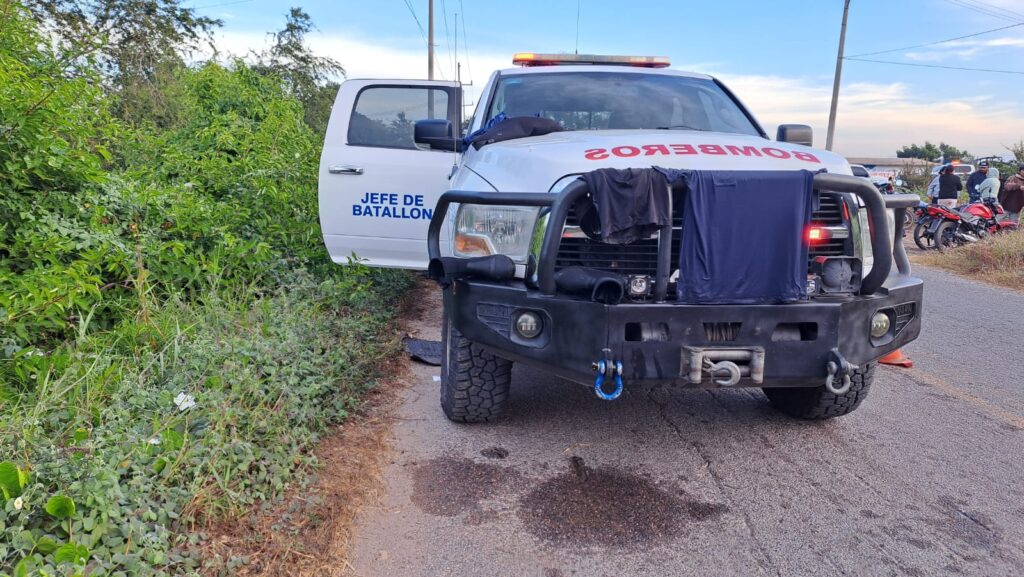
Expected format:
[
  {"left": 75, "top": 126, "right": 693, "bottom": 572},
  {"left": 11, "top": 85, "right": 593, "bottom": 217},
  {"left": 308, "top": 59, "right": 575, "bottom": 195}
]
[
  {"left": 440, "top": 300, "right": 513, "bottom": 423},
  {"left": 913, "top": 219, "right": 934, "bottom": 250},
  {"left": 763, "top": 363, "right": 875, "bottom": 420},
  {"left": 903, "top": 210, "right": 915, "bottom": 232}
]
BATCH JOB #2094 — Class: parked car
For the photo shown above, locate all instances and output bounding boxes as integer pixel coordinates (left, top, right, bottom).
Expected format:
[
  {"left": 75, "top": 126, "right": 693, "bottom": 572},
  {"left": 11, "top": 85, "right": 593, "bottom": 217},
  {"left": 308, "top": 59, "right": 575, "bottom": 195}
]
[
  {"left": 850, "top": 164, "right": 870, "bottom": 178},
  {"left": 930, "top": 163, "right": 974, "bottom": 177}
]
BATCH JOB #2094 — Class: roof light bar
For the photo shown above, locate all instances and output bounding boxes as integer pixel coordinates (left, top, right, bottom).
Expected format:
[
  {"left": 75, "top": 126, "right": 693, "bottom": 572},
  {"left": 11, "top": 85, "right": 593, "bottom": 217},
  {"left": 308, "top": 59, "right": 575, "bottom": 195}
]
[{"left": 512, "top": 53, "right": 671, "bottom": 68}]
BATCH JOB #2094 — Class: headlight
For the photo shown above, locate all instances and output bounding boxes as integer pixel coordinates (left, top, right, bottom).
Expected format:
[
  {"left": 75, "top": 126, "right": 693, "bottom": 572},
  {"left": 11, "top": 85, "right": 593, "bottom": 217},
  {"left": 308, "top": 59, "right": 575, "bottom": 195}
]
[{"left": 454, "top": 204, "right": 540, "bottom": 264}]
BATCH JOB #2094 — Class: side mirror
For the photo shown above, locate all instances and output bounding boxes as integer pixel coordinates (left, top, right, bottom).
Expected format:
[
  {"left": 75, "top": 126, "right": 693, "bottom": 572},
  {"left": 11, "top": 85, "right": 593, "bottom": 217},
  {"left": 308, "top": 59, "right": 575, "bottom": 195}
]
[
  {"left": 776, "top": 124, "right": 813, "bottom": 147},
  {"left": 414, "top": 119, "right": 461, "bottom": 152}
]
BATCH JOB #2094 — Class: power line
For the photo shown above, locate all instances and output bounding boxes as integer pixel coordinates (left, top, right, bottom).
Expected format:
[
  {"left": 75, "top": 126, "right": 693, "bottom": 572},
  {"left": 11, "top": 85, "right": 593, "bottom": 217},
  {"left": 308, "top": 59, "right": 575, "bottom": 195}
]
[
  {"left": 401, "top": 0, "right": 446, "bottom": 80},
  {"left": 949, "top": 0, "right": 1024, "bottom": 21},
  {"left": 966, "top": 0, "right": 1024, "bottom": 18},
  {"left": 941, "top": 0, "right": 1024, "bottom": 22},
  {"left": 942, "top": 0, "right": 1010, "bottom": 20},
  {"left": 440, "top": 0, "right": 455, "bottom": 80},
  {"left": 973, "top": 0, "right": 1024, "bottom": 19},
  {"left": 401, "top": 0, "right": 429, "bottom": 44},
  {"left": 845, "top": 56, "right": 1024, "bottom": 74},
  {"left": 458, "top": 0, "right": 473, "bottom": 92},
  {"left": 847, "top": 21, "right": 1024, "bottom": 58}
]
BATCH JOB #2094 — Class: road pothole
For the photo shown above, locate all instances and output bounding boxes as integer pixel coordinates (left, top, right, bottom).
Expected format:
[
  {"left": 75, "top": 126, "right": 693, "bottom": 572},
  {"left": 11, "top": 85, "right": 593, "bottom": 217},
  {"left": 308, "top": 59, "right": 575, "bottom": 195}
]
[
  {"left": 411, "top": 457, "right": 520, "bottom": 517},
  {"left": 518, "top": 457, "right": 728, "bottom": 547},
  {"left": 481, "top": 446, "right": 510, "bottom": 459}
]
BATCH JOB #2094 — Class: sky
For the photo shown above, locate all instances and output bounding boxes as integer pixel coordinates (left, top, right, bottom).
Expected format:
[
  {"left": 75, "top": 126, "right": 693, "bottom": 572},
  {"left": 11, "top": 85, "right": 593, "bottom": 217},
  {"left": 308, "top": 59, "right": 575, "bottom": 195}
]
[{"left": 190, "top": 0, "right": 1024, "bottom": 158}]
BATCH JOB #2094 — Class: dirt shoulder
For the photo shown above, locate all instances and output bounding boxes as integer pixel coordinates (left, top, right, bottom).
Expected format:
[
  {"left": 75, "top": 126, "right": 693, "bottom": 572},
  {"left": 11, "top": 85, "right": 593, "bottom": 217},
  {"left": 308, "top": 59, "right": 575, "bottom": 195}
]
[{"left": 199, "top": 279, "right": 436, "bottom": 576}]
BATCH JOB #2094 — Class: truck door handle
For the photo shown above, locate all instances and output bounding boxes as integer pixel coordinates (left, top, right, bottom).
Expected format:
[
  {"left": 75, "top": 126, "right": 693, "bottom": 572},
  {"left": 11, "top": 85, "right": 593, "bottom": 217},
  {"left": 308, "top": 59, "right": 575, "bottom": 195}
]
[{"left": 329, "top": 165, "right": 364, "bottom": 175}]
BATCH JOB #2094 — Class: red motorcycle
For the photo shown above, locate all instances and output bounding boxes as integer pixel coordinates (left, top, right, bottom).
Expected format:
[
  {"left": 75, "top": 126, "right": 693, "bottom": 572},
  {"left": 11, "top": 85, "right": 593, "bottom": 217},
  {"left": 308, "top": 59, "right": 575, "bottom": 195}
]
[{"left": 913, "top": 199, "right": 1017, "bottom": 251}]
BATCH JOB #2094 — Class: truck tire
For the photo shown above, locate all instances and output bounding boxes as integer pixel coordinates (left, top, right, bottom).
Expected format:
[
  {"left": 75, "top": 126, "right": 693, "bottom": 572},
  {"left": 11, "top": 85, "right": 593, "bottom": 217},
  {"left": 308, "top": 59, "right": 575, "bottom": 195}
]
[
  {"left": 763, "top": 363, "right": 875, "bottom": 420},
  {"left": 440, "top": 308, "right": 512, "bottom": 423}
]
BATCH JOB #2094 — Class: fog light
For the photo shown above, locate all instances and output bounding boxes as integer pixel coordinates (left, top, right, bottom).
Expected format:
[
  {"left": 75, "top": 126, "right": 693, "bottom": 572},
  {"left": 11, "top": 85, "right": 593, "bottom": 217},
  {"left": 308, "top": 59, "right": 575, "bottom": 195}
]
[
  {"left": 515, "top": 311, "right": 543, "bottom": 339},
  {"left": 628, "top": 275, "right": 651, "bottom": 298},
  {"left": 870, "top": 312, "right": 891, "bottom": 338}
]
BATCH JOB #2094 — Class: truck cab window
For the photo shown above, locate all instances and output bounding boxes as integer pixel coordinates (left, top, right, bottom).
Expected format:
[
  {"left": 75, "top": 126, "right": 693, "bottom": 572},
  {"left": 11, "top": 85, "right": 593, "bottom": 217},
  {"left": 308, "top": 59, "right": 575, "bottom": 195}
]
[
  {"left": 348, "top": 87, "right": 450, "bottom": 149},
  {"left": 485, "top": 72, "right": 760, "bottom": 137}
]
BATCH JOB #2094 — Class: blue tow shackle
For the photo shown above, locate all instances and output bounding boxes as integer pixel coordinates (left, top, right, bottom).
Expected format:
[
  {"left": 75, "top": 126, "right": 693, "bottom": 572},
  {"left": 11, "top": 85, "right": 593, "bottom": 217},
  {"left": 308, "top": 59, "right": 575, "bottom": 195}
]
[{"left": 593, "top": 360, "right": 624, "bottom": 401}]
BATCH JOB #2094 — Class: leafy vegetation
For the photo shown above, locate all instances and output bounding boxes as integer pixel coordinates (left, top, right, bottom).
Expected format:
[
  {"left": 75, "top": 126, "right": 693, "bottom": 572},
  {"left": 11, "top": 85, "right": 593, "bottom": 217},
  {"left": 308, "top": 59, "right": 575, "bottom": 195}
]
[
  {"left": 1, "top": 2, "right": 412, "bottom": 575},
  {"left": 252, "top": 7, "right": 344, "bottom": 134},
  {"left": 897, "top": 141, "right": 971, "bottom": 162}
]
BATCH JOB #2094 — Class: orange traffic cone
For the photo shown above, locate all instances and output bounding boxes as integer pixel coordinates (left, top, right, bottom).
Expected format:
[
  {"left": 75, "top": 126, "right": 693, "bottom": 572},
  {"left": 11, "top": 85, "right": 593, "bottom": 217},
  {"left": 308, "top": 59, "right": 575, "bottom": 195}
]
[{"left": 879, "top": 349, "right": 913, "bottom": 368}]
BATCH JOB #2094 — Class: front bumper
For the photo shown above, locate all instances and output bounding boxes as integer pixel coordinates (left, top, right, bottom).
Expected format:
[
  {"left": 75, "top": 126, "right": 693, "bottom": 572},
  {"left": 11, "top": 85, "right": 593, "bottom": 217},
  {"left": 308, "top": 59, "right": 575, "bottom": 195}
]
[
  {"left": 431, "top": 173, "right": 924, "bottom": 389},
  {"left": 447, "top": 274, "right": 922, "bottom": 388}
]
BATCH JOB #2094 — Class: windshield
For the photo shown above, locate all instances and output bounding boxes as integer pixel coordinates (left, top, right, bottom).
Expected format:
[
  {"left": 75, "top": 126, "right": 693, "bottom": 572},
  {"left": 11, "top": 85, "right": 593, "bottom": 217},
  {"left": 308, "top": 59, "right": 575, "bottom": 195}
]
[{"left": 485, "top": 71, "right": 762, "bottom": 136}]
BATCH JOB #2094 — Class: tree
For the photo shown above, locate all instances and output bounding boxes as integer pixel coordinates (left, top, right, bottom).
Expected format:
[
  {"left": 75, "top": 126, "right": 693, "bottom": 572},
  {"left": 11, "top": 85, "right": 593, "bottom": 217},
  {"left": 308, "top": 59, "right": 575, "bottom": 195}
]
[
  {"left": 28, "top": 0, "right": 221, "bottom": 124},
  {"left": 254, "top": 7, "right": 345, "bottom": 133},
  {"left": 1006, "top": 139, "right": 1024, "bottom": 163},
  {"left": 897, "top": 141, "right": 971, "bottom": 162}
]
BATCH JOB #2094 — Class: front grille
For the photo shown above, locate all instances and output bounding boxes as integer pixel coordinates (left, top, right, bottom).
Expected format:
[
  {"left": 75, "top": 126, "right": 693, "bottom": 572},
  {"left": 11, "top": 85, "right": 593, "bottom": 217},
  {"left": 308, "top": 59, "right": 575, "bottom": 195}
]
[
  {"left": 555, "top": 238, "right": 668, "bottom": 276},
  {"left": 554, "top": 192, "right": 850, "bottom": 294},
  {"left": 556, "top": 211, "right": 681, "bottom": 276},
  {"left": 809, "top": 194, "right": 847, "bottom": 257}
]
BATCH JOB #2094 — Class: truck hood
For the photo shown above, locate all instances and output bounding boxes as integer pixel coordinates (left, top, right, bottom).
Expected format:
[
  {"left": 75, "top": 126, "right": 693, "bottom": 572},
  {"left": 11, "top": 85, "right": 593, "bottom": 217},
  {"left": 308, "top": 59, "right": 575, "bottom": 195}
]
[{"left": 462, "top": 130, "right": 851, "bottom": 192}]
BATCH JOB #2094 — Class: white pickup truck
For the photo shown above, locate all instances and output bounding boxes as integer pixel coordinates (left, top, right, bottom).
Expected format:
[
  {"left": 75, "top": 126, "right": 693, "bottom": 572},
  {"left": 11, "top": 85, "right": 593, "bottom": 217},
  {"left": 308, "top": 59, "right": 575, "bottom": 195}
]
[{"left": 318, "top": 53, "right": 922, "bottom": 423}]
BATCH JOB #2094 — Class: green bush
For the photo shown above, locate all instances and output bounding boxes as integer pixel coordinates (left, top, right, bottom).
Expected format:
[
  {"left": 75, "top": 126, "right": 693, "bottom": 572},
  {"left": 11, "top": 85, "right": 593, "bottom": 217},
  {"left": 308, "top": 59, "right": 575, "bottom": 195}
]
[
  {"left": 1, "top": 3, "right": 414, "bottom": 575},
  {"left": 0, "top": 2, "right": 113, "bottom": 194},
  {"left": 1, "top": 0, "right": 119, "bottom": 375},
  {"left": 2, "top": 55, "right": 336, "bottom": 385}
]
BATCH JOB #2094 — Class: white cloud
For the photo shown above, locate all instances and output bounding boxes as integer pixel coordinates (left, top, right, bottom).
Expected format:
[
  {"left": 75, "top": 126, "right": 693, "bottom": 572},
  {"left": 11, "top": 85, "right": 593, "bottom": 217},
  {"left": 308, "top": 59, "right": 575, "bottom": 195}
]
[
  {"left": 986, "top": 37, "right": 1024, "bottom": 47},
  {"left": 905, "top": 46, "right": 984, "bottom": 60},
  {"left": 209, "top": 31, "right": 1024, "bottom": 157},
  {"left": 901, "top": 35, "right": 1024, "bottom": 61},
  {"left": 715, "top": 72, "right": 1024, "bottom": 156},
  {"left": 212, "top": 29, "right": 509, "bottom": 86}
]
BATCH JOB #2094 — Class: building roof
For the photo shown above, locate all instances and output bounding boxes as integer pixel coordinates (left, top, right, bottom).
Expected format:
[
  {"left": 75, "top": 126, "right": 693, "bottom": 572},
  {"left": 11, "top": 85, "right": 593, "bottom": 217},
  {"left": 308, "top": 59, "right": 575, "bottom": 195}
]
[{"left": 846, "top": 157, "right": 936, "bottom": 168}]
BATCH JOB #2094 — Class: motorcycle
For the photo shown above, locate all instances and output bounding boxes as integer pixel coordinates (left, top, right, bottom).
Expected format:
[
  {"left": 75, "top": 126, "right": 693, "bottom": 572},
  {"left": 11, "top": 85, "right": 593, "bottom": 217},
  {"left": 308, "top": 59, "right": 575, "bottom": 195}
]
[{"left": 913, "top": 199, "right": 1017, "bottom": 251}]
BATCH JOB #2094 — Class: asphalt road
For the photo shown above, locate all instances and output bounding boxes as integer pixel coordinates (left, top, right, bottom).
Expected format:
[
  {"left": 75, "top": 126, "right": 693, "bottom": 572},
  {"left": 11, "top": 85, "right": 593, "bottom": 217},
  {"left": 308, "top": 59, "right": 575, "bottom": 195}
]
[{"left": 349, "top": 266, "right": 1024, "bottom": 577}]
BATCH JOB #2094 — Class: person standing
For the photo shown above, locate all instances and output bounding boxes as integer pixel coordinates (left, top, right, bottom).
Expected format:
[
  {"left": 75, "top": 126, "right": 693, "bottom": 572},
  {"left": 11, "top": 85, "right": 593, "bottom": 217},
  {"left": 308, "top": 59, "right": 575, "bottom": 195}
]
[
  {"left": 937, "top": 164, "right": 962, "bottom": 209},
  {"left": 926, "top": 169, "right": 942, "bottom": 204},
  {"left": 966, "top": 160, "right": 989, "bottom": 203},
  {"left": 978, "top": 167, "right": 1000, "bottom": 203},
  {"left": 1000, "top": 165, "right": 1024, "bottom": 222}
]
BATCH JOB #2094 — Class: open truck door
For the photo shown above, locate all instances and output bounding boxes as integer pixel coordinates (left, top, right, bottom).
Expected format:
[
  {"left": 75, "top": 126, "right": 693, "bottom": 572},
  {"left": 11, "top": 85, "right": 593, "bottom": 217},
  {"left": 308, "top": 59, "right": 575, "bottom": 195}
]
[{"left": 319, "top": 80, "right": 461, "bottom": 268}]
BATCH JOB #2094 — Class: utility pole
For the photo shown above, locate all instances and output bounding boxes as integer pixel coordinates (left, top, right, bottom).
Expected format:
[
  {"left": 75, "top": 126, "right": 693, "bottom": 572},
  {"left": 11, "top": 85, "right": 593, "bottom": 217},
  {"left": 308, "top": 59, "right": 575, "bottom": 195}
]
[
  {"left": 825, "top": 0, "right": 851, "bottom": 152},
  {"left": 428, "top": 0, "right": 435, "bottom": 80}
]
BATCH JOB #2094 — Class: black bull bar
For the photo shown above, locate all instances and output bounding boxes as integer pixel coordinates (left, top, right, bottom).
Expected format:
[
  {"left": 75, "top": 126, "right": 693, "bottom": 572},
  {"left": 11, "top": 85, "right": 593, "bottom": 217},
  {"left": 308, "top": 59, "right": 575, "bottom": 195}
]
[{"left": 427, "top": 173, "right": 920, "bottom": 297}]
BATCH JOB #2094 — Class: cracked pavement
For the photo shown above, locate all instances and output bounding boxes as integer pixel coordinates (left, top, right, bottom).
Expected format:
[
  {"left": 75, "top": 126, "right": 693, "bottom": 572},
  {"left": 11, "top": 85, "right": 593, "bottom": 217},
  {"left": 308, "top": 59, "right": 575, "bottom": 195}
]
[{"left": 347, "top": 266, "right": 1024, "bottom": 577}]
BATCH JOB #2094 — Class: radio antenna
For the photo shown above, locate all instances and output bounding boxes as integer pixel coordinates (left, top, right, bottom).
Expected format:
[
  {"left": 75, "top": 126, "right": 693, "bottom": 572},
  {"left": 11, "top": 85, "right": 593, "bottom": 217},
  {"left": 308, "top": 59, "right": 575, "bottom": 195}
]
[{"left": 575, "top": 0, "right": 581, "bottom": 54}]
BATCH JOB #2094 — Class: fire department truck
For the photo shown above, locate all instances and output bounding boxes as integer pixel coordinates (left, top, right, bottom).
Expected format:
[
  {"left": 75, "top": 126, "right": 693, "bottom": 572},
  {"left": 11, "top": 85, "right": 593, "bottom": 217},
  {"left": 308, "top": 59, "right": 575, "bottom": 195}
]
[{"left": 318, "top": 53, "right": 922, "bottom": 423}]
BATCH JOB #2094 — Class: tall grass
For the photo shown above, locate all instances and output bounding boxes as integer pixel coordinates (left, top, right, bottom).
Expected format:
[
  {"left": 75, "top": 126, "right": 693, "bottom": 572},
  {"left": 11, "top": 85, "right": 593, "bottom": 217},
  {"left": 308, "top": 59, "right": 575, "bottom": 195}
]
[{"left": 918, "top": 231, "right": 1024, "bottom": 288}]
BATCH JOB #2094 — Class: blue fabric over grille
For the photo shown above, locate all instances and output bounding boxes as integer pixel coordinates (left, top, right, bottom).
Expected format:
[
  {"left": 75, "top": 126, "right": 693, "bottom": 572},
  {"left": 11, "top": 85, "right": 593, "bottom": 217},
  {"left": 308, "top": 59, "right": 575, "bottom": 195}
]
[{"left": 660, "top": 169, "right": 814, "bottom": 304}]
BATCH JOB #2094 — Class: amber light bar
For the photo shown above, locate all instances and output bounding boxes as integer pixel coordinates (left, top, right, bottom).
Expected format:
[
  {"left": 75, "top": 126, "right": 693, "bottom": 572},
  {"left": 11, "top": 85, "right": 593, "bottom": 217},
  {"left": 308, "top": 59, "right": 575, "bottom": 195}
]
[{"left": 512, "top": 53, "right": 671, "bottom": 68}]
